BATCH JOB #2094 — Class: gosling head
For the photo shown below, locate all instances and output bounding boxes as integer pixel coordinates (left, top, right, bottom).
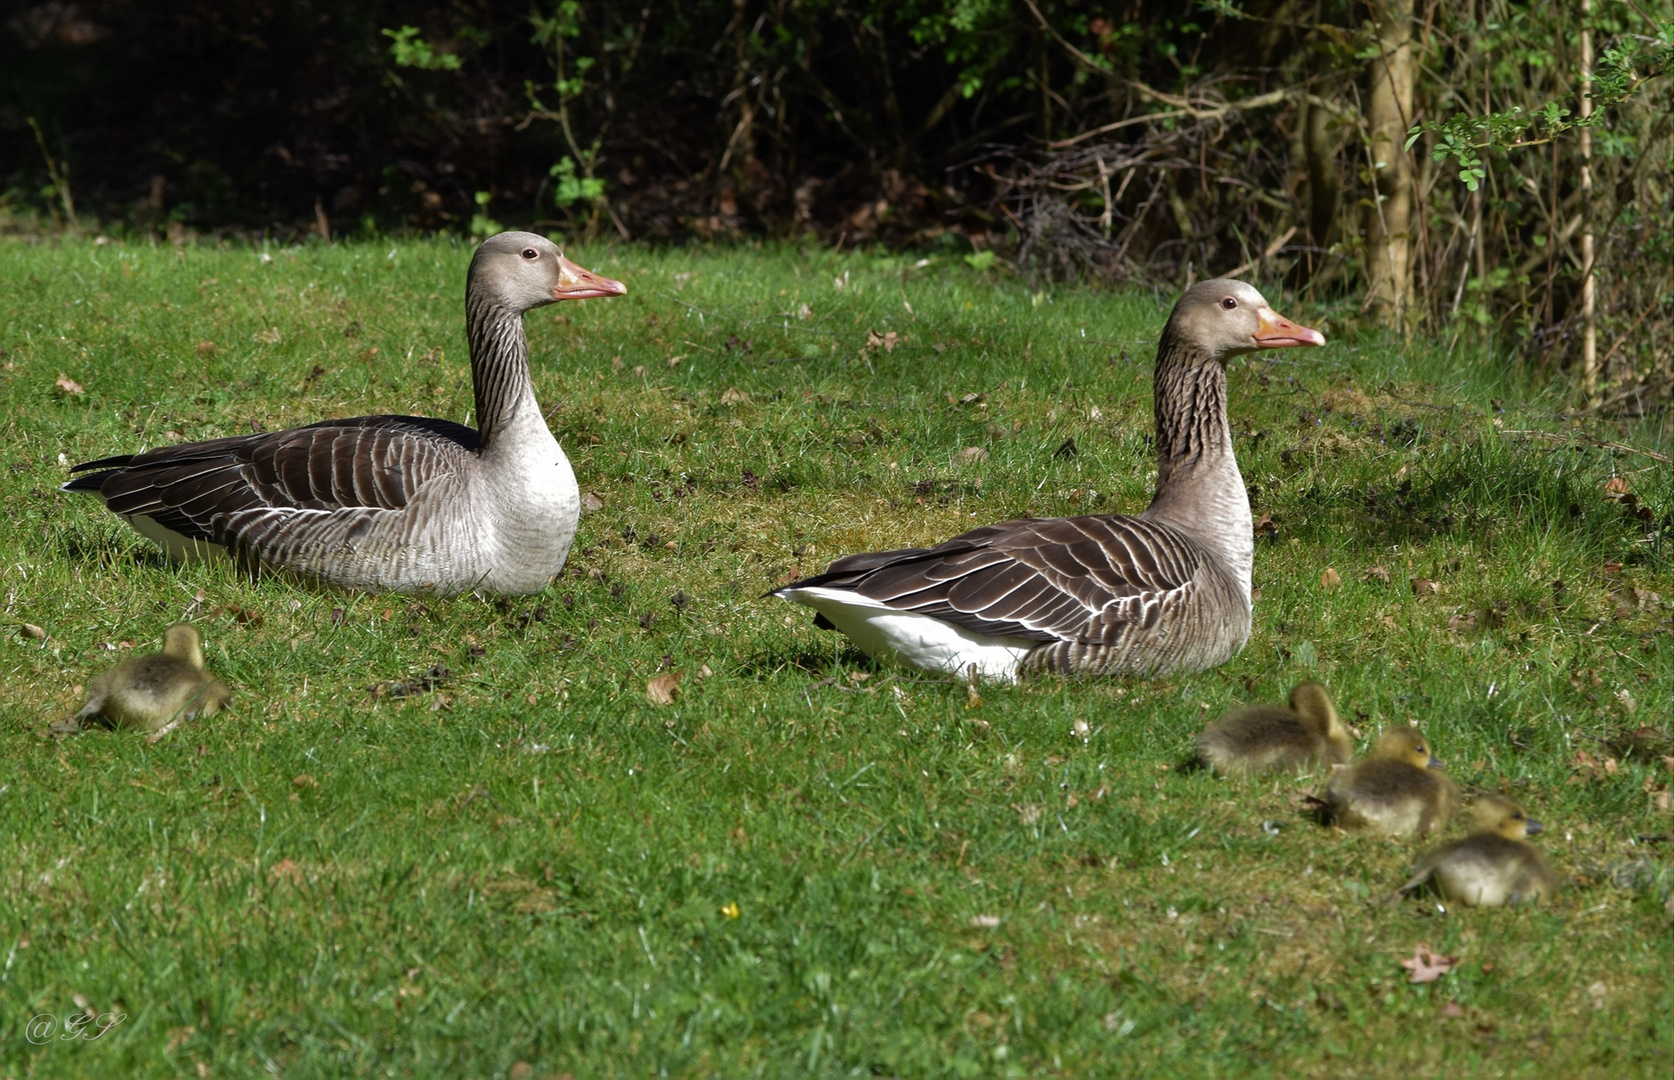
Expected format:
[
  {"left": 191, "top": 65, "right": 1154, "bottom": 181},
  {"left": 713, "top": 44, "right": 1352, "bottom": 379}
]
[
  {"left": 1288, "top": 682, "right": 1341, "bottom": 735},
  {"left": 160, "top": 623, "right": 206, "bottom": 670},
  {"left": 1469, "top": 794, "right": 1542, "bottom": 840},
  {"left": 1167, "top": 279, "right": 1326, "bottom": 365},
  {"left": 469, "top": 230, "right": 626, "bottom": 313},
  {"left": 1371, "top": 726, "right": 1442, "bottom": 770}
]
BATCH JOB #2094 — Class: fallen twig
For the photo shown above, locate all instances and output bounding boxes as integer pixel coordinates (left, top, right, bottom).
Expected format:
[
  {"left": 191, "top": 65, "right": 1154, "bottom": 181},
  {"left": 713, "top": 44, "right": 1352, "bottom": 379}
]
[{"left": 1496, "top": 428, "right": 1671, "bottom": 464}]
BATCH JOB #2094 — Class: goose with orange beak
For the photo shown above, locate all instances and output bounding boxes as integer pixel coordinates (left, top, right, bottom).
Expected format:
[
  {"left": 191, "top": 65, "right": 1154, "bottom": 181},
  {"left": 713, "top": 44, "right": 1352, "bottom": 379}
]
[
  {"left": 773, "top": 279, "right": 1325, "bottom": 681},
  {"left": 65, "top": 232, "right": 625, "bottom": 595}
]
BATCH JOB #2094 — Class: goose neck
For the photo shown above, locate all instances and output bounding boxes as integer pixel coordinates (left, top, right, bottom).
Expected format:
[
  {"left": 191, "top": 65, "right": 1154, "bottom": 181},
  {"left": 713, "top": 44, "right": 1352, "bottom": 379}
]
[
  {"left": 466, "top": 295, "right": 538, "bottom": 448},
  {"left": 1144, "top": 340, "right": 1253, "bottom": 590},
  {"left": 1151, "top": 341, "right": 1232, "bottom": 479}
]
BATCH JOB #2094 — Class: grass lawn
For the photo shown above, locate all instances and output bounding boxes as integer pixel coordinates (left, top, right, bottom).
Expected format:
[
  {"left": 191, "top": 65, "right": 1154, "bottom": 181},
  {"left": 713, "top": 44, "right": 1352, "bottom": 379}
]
[{"left": 1, "top": 237, "right": 1670, "bottom": 1078}]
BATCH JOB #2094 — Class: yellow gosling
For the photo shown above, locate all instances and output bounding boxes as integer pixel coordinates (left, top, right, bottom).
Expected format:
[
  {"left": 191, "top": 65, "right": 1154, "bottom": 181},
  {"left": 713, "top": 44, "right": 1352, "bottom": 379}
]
[
  {"left": 1398, "top": 794, "right": 1558, "bottom": 907},
  {"left": 64, "top": 624, "right": 230, "bottom": 738},
  {"left": 1324, "top": 726, "right": 1457, "bottom": 839},
  {"left": 1196, "top": 681, "right": 1352, "bottom": 777}
]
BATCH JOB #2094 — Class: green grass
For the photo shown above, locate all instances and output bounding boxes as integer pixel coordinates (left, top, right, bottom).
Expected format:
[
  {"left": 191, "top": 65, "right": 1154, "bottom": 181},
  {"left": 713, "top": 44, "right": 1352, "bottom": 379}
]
[{"left": 1, "top": 237, "right": 1670, "bottom": 1078}]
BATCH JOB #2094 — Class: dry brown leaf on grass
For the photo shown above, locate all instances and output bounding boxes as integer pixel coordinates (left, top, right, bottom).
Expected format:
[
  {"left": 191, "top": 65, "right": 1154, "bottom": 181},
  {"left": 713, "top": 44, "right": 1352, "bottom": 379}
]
[
  {"left": 865, "top": 329, "right": 901, "bottom": 352},
  {"left": 54, "top": 374, "right": 85, "bottom": 395},
  {"left": 1447, "top": 610, "right": 1478, "bottom": 632},
  {"left": 1320, "top": 567, "right": 1342, "bottom": 590},
  {"left": 955, "top": 446, "right": 989, "bottom": 464},
  {"left": 1411, "top": 577, "right": 1442, "bottom": 597},
  {"left": 19, "top": 622, "right": 46, "bottom": 640},
  {"left": 719, "top": 387, "right": 751, "bottom": 406},
  {"left": 1399, "top": 943, "right": 1457, "bottom": 984},
  {"left": 1365, "top": 564, "right": 1392, "bottom": 584},
  {"left": 580, "top": 491, "right": 604, "bottom": 515},
  {"left": 646, "top": 670, "right": 682, "bottom": 706}
]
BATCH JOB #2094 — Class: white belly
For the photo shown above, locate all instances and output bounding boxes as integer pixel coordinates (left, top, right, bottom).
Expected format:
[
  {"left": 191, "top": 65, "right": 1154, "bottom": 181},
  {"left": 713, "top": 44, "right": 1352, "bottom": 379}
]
[
  {"left": 778, "top": 586, "right": 1036, "bottom": 682},
  {"left": 128, "top": 514, "right": 230, "bottom": 563}
]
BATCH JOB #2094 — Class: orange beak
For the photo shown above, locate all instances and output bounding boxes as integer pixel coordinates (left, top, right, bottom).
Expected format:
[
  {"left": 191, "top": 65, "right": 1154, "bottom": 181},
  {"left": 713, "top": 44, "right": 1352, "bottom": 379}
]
[
  {"left": 553, "top": 255, "right": 627, "bottom": 301},
  {"left": 1252, "top": 306, "right": 1326, "bottom": 349}
]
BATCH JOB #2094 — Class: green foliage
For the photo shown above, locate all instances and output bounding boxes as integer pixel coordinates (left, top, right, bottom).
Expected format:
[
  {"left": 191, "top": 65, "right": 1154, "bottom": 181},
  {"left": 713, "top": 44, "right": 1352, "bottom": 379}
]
[
  {"left": 549, "top": 157, "right": 604, "bottom": 209},
  {"left": 381, "top": 25, "right": 462, "bottom": 71},
  {"left": 469, "top": 191, "right": 502, "bottom": 238},
  {"left": 1411, "top": 20, "right": 1674, "bottom": 190}
]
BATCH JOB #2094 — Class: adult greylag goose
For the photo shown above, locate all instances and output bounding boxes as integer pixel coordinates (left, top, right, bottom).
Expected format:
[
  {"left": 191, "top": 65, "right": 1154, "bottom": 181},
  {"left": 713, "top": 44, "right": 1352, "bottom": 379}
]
[
  {"left": 1396, "top": 794, "right": 1558, "bottom": 907},
  {"left": 1324, "top": 727, "right": 1458, "bottom": 840},
  {"left": 59, "top": 623, "right": 230, "bottom": 737},
  {"left": 63, "top": 232, "right": 624, "bottom": 596},
  {"left": 1196, "top": 681, "right": 1353, "bottom": 777},
  {"left": 771, "top": 279, "right": 1324, "bottom": 681}
]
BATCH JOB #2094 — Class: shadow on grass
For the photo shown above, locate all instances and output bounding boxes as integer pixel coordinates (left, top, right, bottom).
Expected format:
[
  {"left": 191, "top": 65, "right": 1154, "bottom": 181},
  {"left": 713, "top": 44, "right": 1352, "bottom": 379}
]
[
  {"left": 1301, "top": 436, "right": 1658, "bottom": 550},
  {"left": 54, "top": 525, "right": 173, "bottom": 573},
  {"left": 733, "top": 638, "right": 876, "bottom": 680}
]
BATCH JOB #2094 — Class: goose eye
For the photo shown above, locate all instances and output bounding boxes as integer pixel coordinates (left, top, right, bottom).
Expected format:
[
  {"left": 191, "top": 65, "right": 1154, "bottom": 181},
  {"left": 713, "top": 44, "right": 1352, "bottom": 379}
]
[
  {"left": 1221, "top": 297, "right": 1237, "bottom": 310},
  {"left": 521, "top": 248, "right": 540, "bottom": 260}
]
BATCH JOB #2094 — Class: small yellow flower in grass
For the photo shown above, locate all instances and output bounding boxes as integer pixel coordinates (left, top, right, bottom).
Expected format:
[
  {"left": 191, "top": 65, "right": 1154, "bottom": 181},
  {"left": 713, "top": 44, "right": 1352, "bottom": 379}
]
[{"left": 720, "top": 902, "right": 741, "bottom": 919}]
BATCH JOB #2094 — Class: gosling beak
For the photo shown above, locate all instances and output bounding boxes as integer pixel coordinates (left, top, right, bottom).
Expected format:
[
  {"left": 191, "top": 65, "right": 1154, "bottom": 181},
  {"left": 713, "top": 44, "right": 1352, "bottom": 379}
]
[
  {"left": 1253, "top": 306, "right": 1327, "bottom": 349},
  {"left": 1427, "top": 755, "right": 1445, "bottom": 769},
  {"left": 553, "top": 255, "right": 627, "bottom": 301},
  {"left": 1524, "top": 818, "right": 1544, "bottom": 836}
]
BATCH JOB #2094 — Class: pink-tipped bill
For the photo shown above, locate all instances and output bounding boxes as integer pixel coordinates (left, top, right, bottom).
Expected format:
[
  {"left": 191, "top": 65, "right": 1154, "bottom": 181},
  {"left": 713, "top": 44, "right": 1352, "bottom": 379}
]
[
  {"left": 1253, "top": 307, "right": 1326, "bottom": 348},
  {"left": 553, "top": 255, "right": 627, "bottom": 301}
]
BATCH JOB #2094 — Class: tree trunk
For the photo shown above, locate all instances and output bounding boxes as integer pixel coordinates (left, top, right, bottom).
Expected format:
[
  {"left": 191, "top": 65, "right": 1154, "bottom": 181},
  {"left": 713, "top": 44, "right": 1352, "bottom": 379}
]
[
  {"left": 1579, "top": 0, "right": 1598, "bottom": 398},
  {"left": 1362, "top": 0, "right": 1415, "bottom": 331},
  {"left": 1305, "top": 96, "right": 1341, "bottom": 255}
]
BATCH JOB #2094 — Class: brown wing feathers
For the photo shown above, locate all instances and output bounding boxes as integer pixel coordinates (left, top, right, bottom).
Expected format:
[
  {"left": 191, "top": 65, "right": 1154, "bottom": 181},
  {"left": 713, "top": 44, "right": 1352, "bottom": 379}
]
[
  {"left": 67, "top": 416, "right": 478, "bottom": 566},
  {"left": 785, "top": 515, "right": 1200, "bottom": 645}
]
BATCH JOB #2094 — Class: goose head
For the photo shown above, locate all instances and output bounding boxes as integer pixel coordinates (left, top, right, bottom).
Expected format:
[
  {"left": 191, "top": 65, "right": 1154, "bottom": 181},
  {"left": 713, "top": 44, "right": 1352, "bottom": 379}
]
[
  {"left": 470, "top": 231, "right": 626, "bottom": 312},
  {"left": 1167, "top": 279, "right": 1326, "bottom": 363},
  {"left": 1470, "top": 794, "right": 1541, "bottom": 839},
  {"left": 1371, "top": 725, "right": 1442, "bottom": 769}
]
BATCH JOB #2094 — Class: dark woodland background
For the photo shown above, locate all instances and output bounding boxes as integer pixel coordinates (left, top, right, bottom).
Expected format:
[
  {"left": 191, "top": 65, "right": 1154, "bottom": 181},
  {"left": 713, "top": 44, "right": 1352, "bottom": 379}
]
[{"left": 3, "top": 1, "right": 1671, "bottom": 408}]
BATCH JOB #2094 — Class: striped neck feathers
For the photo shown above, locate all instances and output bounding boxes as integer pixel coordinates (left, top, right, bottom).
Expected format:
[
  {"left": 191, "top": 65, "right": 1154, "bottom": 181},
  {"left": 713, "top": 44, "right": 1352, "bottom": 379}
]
[
  {"left": 1151, "top": 339, "right": 1236, "bottom": 485},
  {"left": 465, "top": 295, "right": 538, "bottom": 448},
  {"left": 1144, "top": 338, "right": 1252, "bottom": 587}
]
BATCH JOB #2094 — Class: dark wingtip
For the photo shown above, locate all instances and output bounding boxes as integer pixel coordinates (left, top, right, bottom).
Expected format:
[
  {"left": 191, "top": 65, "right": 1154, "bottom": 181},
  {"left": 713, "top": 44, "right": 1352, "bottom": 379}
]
[
  {"left": 812, "top": 612, "right": 836, "bottom": 631},
  {"left": 69, "top": 454, "right": 135, "bottom": 474},
  {"left": 61, "top": 470, "right": 118, "bottom": 493}
]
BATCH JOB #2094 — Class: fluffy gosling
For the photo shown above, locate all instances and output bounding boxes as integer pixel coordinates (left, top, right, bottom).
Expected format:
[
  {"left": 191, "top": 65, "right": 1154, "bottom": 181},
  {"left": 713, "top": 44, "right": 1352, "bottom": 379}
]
[
  {"left": 1397, "top": 794, "right": 1558, "bottom": 907},
  {"left": 1324, "top": 726, "right": 1457, "bottom": 839},
  {"left": 63, "top": 624, "right": 230, "bottom": 738},
  {"left": 1196, "top": 681, "right": 1352, "bottom": 777}
]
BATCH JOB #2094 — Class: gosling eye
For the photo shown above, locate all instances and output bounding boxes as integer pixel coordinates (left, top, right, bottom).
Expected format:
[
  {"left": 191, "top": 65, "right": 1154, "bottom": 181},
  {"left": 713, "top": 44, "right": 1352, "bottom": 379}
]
[
  {"left": 1221, "top": 296, "right": 1238, "bottom": 310},
  {"left": 521, "top": 248, "right": 540, "bottom": 260}
]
